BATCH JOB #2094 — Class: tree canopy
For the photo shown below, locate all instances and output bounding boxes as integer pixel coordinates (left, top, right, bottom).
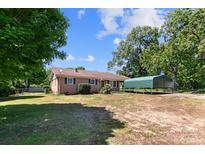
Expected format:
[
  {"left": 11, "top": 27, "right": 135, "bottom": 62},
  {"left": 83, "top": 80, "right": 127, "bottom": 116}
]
[
  {"left": 0, "top": 9, "right": 69, "bottom": 85},
  {"left": 76, "top": 66, "right": 86, "bottom": 70},
  {"left": 108, "top": 26, "right": 160, "bottom": 78}
]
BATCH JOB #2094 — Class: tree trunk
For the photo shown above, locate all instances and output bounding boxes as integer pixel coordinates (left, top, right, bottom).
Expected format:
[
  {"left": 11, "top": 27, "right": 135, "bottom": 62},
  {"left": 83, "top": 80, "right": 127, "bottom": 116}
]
[
  {"left": 173, "top": 74, "right": 177, "bottom": 90},
  {"left": 25, "top": 80, "right": 30, "bottom": 88}
]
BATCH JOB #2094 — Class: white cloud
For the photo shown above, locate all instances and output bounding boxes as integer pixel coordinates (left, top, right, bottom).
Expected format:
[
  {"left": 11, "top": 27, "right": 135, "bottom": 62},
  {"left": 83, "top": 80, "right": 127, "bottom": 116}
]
[
  {"left": 81, "top": 55, "right": 95, "bottom": 62},
  {"left": 121, "top": 8, "right": 164, "bottom": 35},
  {"left": 113, "top": 37, "right": 121, "bottom": 46},
  {"left": 78, "top": 9, "right": 86, "bottom": 20},
  {"left": 97, "top": 8, "right": 124, "bottom": 39},
  {"left": 97, "top": 8, "right": 165, "bottom": 38},
  {"left": 66, "top": 54, "right": 75, "bottom": 61}
]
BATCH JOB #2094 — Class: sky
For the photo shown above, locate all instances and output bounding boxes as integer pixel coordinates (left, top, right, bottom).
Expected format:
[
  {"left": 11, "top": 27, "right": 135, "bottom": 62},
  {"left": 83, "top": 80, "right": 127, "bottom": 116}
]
[{"left": 49, "top": 8, "right": 173, "bottom": 73}]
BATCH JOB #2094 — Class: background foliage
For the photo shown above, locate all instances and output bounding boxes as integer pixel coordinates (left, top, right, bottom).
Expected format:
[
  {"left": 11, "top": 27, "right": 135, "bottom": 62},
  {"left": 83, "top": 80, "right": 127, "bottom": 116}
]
[
  {"left": 0, "top": 9, "right": 69, "bottom": 95},
  {"left": 108, "top": 9, "right": 205, "bottom": 89}
]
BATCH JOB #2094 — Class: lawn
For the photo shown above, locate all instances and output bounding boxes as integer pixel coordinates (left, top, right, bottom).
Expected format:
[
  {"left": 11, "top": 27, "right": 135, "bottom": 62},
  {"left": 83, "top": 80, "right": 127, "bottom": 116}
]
[{"left": 0, "top": 92, "right": 205, "bottom": 144}]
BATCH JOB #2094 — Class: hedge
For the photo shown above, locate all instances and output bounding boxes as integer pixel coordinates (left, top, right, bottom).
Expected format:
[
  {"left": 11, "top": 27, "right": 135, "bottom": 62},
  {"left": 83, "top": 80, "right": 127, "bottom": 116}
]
[{"left": 78, "top": 83, "right": 91, "bottom": 94}]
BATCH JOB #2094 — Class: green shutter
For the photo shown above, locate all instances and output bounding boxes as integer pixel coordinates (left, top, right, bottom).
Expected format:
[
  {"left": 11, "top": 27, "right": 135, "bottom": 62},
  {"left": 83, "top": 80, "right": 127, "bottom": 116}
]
[{"left": 64, "top": 77, "right": 67, "bottom": 84}]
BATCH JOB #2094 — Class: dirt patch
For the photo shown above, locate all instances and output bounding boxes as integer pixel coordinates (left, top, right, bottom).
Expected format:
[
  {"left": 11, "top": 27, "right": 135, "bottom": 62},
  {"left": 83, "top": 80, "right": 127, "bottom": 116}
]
[
  {"left": 104, "top": 93, "right": 205, "bottom": 144},
  {"left": 160, "top": 93, "right": 205, "bottom": 100}
]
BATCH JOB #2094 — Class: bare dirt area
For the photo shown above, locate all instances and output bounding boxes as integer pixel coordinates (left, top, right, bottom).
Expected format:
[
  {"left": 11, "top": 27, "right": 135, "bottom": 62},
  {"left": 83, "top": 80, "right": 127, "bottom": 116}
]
[
  {"left": 160, "top": 93, "right": 205, "bottom": 100},
  {"left": 103, "top": 93, "right": 205, "bottom": 144}
]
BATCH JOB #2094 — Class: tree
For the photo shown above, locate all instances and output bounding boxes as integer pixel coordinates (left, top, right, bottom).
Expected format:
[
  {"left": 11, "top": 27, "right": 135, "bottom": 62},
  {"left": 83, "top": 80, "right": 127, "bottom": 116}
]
[
  {"left": 160, "top": 9, "right": 205, "bottom": 89},
  {"left": 0, "top": 9, "right": 69, "bottom": 84},
  {"left": 76, "top": 66, "right": 85, "bottom": 70},
  {"left": 140, "top": 42, "right": 163, "bottom": 75},
  {"left": 141, "top": 9, "right": 205, "bottom": 89},
  {"left": 108, "top": 26, "right": 160, "bottom": 77},
  {"left": 108, "top": 9, "right": 205, "bottom": 89},
  {"left": 181, "top": 9, "right": 205, "bottom": 88},
  {"left": 26, "top": 68, "right": 47, "bottom": 87},
  {"left": 159, "top": 9, "right": 192, "bottom": 88}
]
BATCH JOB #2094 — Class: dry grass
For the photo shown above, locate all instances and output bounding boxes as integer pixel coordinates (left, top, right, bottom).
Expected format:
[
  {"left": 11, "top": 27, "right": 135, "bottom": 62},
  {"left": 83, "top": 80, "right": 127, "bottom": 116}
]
[{"left": 0, "top": 92, "right": 205, "bottom": 144}]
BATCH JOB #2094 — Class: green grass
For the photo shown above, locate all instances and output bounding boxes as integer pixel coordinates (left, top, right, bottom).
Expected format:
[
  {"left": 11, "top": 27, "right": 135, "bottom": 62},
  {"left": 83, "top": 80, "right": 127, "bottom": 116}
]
[{"left": 0, "top": 93, "right": 125, "bottom": 144}]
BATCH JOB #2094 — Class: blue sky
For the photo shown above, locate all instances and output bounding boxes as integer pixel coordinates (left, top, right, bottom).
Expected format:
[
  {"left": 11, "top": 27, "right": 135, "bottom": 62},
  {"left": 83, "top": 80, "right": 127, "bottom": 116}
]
[{"left": 49, "top": 8, "right": 173, "bottom": 73}]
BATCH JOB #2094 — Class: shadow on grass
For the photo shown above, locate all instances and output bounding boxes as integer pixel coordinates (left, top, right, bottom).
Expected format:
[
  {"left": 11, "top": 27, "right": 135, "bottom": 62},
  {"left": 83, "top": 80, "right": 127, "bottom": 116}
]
[
  {"left": 0, "top": 95, "right": 45, "bottom": 102},
  {"left": 0, "top": 103, "right": 124, "bottom": 145}
]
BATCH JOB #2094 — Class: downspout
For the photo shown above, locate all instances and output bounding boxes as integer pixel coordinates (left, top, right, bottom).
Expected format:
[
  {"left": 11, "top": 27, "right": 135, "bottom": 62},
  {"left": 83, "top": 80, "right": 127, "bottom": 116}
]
[
  {"left": 99, "top": 78, "right": 102, "bottom": 91},
  {"left": 58, "top": 77, "right": 60, "bottom": 94}
]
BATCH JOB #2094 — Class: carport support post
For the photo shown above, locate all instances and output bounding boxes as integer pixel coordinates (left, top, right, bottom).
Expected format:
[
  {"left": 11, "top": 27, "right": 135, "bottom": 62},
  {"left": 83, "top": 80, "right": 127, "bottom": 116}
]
[{"left": 151, "top": 88, "right": 152, "bottom": 95}]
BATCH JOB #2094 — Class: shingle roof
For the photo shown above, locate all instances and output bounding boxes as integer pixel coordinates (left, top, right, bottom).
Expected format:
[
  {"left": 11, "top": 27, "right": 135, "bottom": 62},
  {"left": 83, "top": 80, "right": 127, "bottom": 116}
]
[{"left": 51, "top": 68, "right": 129, "bottom": 81}]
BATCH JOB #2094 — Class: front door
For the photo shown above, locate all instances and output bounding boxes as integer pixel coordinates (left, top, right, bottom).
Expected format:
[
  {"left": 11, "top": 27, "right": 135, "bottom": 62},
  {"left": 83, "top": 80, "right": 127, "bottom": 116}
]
[{"left": 101, "top": 81, "right": 105, "bottom": 88}]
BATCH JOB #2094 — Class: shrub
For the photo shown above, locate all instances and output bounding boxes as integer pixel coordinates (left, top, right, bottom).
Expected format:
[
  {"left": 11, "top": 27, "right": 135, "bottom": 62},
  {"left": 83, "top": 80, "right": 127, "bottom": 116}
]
[
  {"left": 0, "top": 85, "right": 16, "bottom": 97},
  {"left": 192, "top": 88, "right": 205, "bottom": 94},
  {"left": 78, "top": 83, "right": 91, "bottom": 94},
  {"left": 64, "top": 91, "right": 70, "bottom": 95},
  {"left": 100, "top": 84, "right": 112, "bottom": 94}
]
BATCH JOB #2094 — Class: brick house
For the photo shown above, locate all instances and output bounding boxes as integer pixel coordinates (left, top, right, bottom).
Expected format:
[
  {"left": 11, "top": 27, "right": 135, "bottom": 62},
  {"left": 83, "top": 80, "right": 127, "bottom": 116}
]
[{"left": 50, "top": 68, "right": 129, "bottom": 94}]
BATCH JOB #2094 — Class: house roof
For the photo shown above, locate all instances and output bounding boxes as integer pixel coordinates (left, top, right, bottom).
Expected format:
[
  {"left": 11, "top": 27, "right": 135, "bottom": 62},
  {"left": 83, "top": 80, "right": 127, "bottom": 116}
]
[{"left": 51, "top": 68, "right": 129, "bottom": 81}]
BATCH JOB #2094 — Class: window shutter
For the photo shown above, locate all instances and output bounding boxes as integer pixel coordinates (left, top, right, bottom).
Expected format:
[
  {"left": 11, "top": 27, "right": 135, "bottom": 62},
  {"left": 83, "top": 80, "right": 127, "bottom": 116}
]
[
  {"left": 73, "top": 78, "right": 76, "bottom": 84},
  {"left": 64, "top": 77, "right": 67, "bottom": 84},
  {"left": 95, "top": 79, "right": 97, "bottom": 85}
]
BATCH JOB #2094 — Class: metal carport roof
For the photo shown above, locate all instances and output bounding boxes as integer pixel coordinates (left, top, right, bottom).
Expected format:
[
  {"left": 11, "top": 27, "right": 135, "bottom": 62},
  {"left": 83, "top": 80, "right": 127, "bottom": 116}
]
[{"left": 123, "top": 75, "right": 172, "bottom": 89}]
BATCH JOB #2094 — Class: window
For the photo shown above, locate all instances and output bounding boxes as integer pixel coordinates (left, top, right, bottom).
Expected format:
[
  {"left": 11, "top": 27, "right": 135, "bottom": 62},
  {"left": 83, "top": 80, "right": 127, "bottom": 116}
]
[
  {"left": 89, "top": 79, "right": 95, "bottom": 85},
  {"left": 112, "top": 81, "right": 117, "bottom": 88},
  {"left": 67, "top": 78, "right": 73, "bottom": 84},
  {"left": 89, "top": 79, "right": 97, "bottom": 85},
  {"left": 65, "top": 77, "right": 75, "bottom": 85}
]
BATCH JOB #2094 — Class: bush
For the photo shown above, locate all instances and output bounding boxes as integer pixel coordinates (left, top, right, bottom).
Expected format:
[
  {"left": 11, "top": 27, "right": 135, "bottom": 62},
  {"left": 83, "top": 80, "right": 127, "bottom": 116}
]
[
  {"left": 64, "top": 91, "right": 70, "bottom": 95},
  {"left": 0, "top": 85, "right": 16, "bottom": 97},
  {"left": 78, "top": 83, "right": 91, "bottom": 94},
  {"left": 100, "top": 84, "right": 112, "bottom": 94},
  {"left": 192, "top": 88, "right": 205, "bottom": 94}
]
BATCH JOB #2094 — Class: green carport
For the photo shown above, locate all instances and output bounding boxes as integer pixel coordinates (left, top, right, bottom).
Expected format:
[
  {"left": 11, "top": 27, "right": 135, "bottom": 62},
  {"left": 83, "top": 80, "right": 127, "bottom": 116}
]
[{"left": 123, "top": 75, "right": 174, "bottom": 93}]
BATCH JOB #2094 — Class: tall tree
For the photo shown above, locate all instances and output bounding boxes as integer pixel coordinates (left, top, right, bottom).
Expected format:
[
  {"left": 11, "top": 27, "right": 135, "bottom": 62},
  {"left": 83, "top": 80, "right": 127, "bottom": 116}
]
[
  {"left": 160, "top": 9, "right": 205, "bottom": 89},
  {"left": 0, "top": 9, "right": 69, "bottom": 84},
  {"left": 160, "top": 9, "right": 192, "bottom": 88},
  {"left": 108, "top": 26, "right": 160, "bottom": 77},
  {"left": 141, "top": 9, "right": 205, "bottom": 89}
]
